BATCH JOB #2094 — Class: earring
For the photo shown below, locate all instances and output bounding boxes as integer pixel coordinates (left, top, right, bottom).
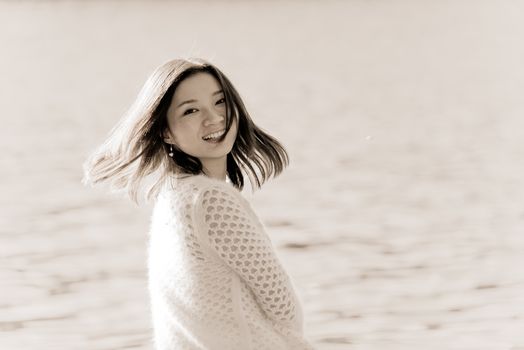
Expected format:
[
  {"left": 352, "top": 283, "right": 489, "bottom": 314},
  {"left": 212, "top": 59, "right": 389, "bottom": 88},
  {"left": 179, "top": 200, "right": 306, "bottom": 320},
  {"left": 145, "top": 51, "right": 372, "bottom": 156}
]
[{"left": 168, "top": 144, "right": 174, "bottom": 157}]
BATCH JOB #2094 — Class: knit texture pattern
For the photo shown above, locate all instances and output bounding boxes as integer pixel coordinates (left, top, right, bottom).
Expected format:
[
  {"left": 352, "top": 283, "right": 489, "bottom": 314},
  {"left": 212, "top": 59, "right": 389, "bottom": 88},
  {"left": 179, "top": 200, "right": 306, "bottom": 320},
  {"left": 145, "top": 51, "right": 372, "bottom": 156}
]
[{"left": 147, "top": 174, "right": 314, "bottom": 350}]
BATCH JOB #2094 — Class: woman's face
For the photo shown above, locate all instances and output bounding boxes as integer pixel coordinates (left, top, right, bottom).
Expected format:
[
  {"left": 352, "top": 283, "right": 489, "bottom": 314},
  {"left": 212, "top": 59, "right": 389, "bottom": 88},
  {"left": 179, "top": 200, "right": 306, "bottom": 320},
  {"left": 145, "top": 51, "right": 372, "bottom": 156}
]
[{"left": 164, "top": 72, "right": 238, "bottom": 166}]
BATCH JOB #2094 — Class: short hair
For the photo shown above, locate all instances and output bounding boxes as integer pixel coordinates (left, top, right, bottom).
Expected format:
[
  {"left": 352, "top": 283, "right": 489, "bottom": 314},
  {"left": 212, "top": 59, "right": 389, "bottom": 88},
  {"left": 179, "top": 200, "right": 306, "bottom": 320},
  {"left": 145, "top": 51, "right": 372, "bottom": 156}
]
[{"left": 83, "top": 58, "right": 288, "bottom": 203}]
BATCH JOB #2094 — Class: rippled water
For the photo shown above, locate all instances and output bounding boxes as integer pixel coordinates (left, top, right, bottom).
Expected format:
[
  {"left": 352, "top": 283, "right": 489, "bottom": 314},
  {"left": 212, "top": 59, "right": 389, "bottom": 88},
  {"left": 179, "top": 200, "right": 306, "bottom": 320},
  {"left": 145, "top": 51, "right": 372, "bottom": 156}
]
[{"left": 1, "top": 1, "right": 524, "bottom": 349}]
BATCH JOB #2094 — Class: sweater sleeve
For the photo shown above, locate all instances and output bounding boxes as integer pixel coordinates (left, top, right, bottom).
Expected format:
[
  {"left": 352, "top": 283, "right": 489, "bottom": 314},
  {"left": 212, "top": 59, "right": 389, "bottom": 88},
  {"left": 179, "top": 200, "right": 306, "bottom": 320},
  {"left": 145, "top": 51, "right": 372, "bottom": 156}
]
[{"left": 194, "top": 185, "right": 303, "bottom": 331}]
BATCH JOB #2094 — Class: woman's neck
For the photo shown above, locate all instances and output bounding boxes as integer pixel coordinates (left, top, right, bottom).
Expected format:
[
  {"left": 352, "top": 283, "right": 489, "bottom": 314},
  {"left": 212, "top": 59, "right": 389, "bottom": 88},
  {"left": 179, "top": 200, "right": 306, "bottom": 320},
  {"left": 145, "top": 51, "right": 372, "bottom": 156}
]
[{"left": 201, "top": 157, "right": 227, "bottom": 181}]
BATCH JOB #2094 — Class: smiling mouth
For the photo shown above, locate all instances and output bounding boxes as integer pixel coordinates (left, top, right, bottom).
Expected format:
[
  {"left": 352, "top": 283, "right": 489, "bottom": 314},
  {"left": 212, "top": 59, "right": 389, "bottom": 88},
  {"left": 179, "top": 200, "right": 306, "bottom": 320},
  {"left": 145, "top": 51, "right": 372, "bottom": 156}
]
[{"left": 202, "top": 129, "right": 226, "bottom": 142}]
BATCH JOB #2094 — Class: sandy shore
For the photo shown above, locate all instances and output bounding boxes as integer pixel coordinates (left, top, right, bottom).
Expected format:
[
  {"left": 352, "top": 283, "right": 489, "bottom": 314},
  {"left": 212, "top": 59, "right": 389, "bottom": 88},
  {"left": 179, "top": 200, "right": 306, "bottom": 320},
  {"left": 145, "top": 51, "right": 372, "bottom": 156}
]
[{"left": 1, "top": 1, "right": 524, "bottom": 349}]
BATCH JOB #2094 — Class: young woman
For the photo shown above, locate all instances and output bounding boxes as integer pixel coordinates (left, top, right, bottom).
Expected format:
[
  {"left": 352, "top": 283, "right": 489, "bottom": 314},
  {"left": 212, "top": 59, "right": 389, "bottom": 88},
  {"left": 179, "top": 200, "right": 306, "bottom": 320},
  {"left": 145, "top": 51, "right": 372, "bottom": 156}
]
[{"left": 83, "top": 58, "right": 314, "bottom": 349}]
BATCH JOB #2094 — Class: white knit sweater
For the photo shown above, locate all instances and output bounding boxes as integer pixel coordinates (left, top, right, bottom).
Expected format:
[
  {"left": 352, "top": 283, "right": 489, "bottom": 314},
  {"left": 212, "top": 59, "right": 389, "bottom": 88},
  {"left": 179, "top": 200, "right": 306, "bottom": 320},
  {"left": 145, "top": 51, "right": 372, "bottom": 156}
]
[{"left": 147, "top": 174, "right": 314, "bottom": 350}]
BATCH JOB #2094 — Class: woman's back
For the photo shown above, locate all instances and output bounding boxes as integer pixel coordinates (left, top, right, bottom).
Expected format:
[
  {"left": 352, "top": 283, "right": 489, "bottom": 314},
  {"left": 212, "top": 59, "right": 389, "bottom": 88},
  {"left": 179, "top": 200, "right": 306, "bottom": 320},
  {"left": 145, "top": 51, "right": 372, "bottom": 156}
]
[{"left": 148, "top": 174, "right": 313, "bottom": 350}]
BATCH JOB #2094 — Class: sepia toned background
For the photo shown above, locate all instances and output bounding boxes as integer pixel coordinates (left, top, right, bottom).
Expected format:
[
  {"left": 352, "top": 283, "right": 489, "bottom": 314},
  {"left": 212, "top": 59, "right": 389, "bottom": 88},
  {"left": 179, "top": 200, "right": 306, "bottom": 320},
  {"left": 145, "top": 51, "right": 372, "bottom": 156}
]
[{"left": 1, "top": 1, "right": 523, "bottom": 349}]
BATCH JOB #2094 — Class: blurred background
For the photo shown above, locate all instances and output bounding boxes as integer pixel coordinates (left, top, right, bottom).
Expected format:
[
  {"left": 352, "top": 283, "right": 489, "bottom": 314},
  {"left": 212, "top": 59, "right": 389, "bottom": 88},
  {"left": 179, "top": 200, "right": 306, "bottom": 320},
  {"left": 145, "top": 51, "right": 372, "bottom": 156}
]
[{"left": 1, "top": 1, "right": 524, "bottom": 349}]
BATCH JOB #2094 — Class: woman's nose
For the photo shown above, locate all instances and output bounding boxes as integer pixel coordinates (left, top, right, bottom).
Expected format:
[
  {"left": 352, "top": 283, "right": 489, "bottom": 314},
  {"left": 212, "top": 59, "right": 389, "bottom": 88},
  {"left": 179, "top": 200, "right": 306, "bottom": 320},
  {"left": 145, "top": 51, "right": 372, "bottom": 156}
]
[{"left": 203, "top": 109, "right": 224, "bottom": 126}]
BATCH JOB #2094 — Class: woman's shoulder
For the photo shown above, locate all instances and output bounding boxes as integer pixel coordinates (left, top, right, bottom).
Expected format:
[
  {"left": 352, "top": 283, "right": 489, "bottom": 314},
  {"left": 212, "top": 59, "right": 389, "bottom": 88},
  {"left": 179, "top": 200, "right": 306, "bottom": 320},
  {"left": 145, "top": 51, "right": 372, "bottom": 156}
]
[{"left": 159, "top": 173, "right": 244, "bottom": 206}]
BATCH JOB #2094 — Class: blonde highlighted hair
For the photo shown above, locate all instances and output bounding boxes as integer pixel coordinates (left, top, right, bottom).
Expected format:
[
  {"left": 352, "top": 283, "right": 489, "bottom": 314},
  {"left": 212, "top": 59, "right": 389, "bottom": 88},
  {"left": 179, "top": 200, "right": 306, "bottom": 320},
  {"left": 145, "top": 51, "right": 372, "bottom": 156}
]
[{"left": 82, "top": 58, "right": 288, "bottom": 203}]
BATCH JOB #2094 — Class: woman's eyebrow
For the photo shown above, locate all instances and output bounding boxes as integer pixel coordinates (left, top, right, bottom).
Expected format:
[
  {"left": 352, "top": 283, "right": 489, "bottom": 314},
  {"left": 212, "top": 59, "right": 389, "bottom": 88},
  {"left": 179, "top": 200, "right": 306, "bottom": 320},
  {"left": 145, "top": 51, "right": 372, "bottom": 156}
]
[
  {"left": 176, "top": 90, "right": 224, "bottom": 108},
  {"left": 176, "top": 99, "right": 197, "bottom": 108}
]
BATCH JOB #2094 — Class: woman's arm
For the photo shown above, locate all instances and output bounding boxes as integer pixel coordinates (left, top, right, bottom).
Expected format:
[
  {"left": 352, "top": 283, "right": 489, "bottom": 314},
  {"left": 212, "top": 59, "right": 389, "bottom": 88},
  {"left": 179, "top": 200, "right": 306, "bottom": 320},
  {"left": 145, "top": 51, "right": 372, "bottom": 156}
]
[{"left": 194, "top": 185, "right": 303, "bottom": 331}]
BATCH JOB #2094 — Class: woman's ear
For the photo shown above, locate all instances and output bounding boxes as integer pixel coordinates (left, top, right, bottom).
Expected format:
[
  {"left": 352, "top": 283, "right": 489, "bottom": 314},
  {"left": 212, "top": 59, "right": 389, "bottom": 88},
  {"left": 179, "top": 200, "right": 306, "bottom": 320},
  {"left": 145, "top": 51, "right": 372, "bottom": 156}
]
[{"left": 162, "top": 128, "right": 176, "bottom": 145}]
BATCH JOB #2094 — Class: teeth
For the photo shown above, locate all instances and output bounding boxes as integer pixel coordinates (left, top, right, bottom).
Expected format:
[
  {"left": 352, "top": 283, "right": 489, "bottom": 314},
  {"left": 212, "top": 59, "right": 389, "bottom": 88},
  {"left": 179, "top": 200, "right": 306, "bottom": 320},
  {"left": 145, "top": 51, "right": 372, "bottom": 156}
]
[{"left": 203, "top": 130, "right": 225, "bottom": 140}]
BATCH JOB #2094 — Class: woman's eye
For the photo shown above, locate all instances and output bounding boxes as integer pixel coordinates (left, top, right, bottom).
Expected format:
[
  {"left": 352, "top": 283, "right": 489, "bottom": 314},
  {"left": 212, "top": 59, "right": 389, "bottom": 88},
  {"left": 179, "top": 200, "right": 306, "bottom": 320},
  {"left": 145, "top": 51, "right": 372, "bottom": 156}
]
[
  {"left": 183, "top": 108, "right": 198, "bottom": 116},
  {"left": 216, "top": 98, "right": 225, "bottom": 105}
]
